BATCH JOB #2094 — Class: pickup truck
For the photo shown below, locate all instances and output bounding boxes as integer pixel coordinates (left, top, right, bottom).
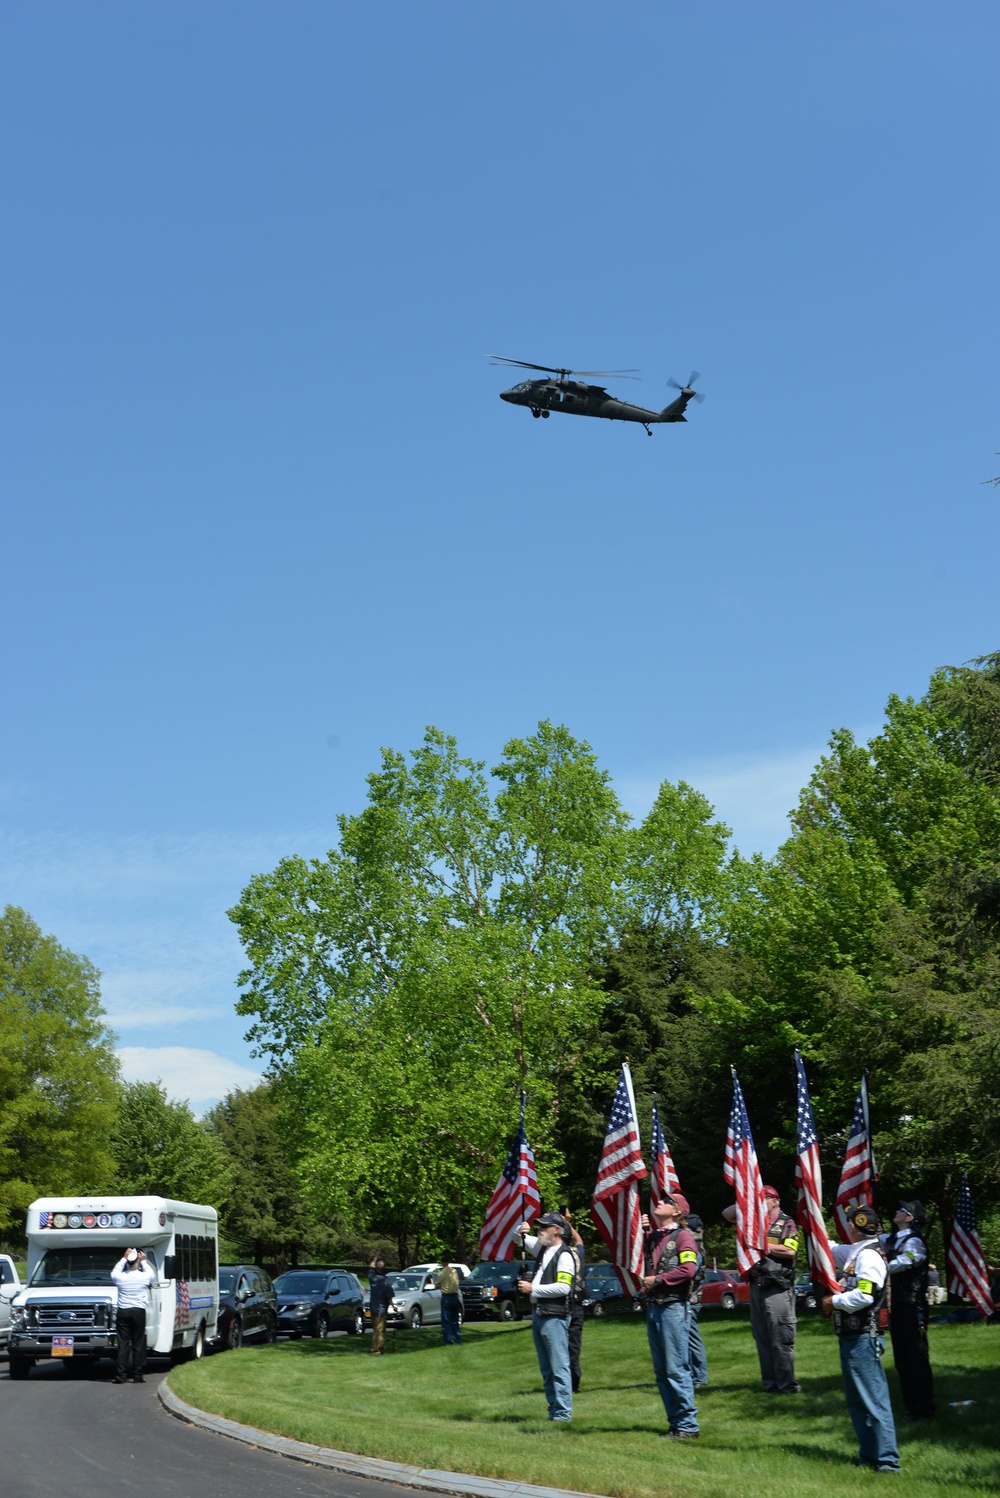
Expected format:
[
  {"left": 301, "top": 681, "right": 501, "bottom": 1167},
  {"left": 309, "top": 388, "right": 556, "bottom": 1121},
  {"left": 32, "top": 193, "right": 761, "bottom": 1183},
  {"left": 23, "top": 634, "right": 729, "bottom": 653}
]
[{"left": 1, "top": 1254, "right": 25, "bottom": 1347}]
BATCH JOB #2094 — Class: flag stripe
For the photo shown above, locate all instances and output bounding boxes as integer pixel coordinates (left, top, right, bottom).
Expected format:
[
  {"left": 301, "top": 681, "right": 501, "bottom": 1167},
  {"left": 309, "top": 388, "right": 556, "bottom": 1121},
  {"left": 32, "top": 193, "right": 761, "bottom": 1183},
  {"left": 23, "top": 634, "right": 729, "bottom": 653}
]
[
  {"left": 650, "top": 1095, "right": 681, "bottom": 1206},
  {"left": 947, "top": 1174, "right": 994, "bottom": 1318},
  {"left": 591, "top": 1063, "right": 647, "bottom": 1294},
  {"left": 478, "top": 1097, "right": 541, "bottom": 1262},
  {"left": 834, "top": 1075, "right": 877, "bottom": 1243},
  {"left": 724, "top": 1070, "right": 768, "bottom": 1278},
  {"left": 793, "top": 1052, "right": 840, "bottom": 1294}
]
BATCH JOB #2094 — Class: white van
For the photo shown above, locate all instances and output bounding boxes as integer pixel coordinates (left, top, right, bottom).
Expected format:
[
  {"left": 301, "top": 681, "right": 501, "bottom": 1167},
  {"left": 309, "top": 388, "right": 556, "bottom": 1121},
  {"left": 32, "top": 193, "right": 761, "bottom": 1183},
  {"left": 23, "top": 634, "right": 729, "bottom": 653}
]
[{"left": 7, "top": 1195, "right": 218, "bottom": 1379}]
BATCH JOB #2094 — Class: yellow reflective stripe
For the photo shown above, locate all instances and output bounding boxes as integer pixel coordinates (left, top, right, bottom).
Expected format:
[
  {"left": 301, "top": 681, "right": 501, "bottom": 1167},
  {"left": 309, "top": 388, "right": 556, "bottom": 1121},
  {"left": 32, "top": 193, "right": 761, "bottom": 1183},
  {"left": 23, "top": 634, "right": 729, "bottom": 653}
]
[
  {"left": 783, "top": 1236, "right": 800, "bottom": 1250},
  {"left": 679, "top": 1251, "right": 698, "bottom": 1263},
  {"left": 856, "top": 1278, "right": 874, "bottom": 1295},
  {"left": 556, "top": 1271, "right": 574, "bottom": 1285}
]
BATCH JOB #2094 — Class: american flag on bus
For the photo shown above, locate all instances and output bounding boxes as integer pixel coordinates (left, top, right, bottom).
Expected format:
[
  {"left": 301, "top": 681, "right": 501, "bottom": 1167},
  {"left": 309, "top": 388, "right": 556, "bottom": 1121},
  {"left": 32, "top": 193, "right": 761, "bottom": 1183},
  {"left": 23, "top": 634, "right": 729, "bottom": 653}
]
[
  {"left": 834, "top": 1073, "right": 877, "bottom": 1243},
  {"left": 478, "top": 1094, "right": 541, "bottom": 1261},
  {"left": 793, "top": 1052, "right": 840, "bottom": 1294},
  {"left": 591, "top": 1063, "right": 647, "bottom": 1294},
  {"left": 650, "top": 1093, "right": 681, "bottom": 1206},
  {"left": 947, "top": 1173, "right": 994, "bottom": 1318},
  {"left": 723, "top": 1068, "right": 768, "bottom": 1277}
]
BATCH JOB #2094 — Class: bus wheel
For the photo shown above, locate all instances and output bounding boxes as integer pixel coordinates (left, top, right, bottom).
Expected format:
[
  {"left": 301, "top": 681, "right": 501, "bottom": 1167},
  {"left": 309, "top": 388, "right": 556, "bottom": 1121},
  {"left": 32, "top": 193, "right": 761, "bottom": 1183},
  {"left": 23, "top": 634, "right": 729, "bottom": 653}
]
[{"left": 188, "top": 1322, "right": 206, "bottom": 1360}]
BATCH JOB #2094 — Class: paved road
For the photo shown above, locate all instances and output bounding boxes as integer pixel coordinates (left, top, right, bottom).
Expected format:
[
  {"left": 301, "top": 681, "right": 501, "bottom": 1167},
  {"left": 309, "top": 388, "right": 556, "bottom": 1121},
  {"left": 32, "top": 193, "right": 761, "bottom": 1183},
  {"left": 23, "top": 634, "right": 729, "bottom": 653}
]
[{"left": 1, "top": 1355, "right": 407, "bottom": 1498}]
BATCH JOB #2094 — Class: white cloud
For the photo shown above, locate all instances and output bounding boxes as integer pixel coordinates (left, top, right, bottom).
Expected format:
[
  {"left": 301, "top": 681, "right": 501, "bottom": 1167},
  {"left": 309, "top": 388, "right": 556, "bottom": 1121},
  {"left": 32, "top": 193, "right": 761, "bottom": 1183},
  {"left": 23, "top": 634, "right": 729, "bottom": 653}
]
[
  {"left": 618, "top": 747, "right": 825, "bottom": 857},
  {"left": 116, "top": 1046, "right": 263, "bottom": 1115}
]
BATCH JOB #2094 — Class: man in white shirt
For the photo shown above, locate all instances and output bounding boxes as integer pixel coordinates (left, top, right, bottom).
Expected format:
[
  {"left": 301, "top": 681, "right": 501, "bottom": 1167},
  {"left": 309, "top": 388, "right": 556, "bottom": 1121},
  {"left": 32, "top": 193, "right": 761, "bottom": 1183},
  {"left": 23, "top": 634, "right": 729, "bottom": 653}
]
[
  {"left": 517, "top": 1212, "right": 577, "bottom": 1423},
  {"left": 110, "top": 1248, "right": 156, "bottom": 1383},
  {"left": 823, "top": 1205, "right": 900, "bottom": 1473}
]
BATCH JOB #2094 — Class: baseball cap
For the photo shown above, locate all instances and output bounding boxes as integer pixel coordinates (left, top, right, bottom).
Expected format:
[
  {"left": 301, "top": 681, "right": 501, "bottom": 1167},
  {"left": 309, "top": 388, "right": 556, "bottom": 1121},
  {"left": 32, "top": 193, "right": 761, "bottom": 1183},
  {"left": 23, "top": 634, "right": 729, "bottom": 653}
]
[
  {"left": 536, "top": 1211, "right": 569, "bottom": 1232},
  {"left": 762, "top": 1186, "right": 780, "bottom": 1201},
  {"left": 849, "top": 1204, "right": 881, "bottom": 1234},
  {"left": 656, "top": 1192, "right": 691, "bottom": 1218},
  {"left": 898, "top": 1200, "right": 926, "bottom": 1224}
]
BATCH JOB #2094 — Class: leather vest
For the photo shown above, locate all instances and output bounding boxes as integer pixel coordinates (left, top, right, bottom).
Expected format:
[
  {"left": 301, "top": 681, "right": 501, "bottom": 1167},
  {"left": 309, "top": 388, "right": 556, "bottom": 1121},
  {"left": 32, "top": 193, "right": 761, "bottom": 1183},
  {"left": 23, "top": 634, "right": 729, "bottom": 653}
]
[
  {"left": 834, "top": 1242, "right": 890, "bottom": 1336},
  {"left": 534, "top": 1245, "right": 573, "bottom": 1317},
  {"left": 884, "top": 1227, "right": 929, "bottom": 1307},
  {"left": 749, "top": 1213, "right": 797, "bottom": 1291},
  {"left": 645, "top": 1227, "right": 692, "bottom": 1305}
]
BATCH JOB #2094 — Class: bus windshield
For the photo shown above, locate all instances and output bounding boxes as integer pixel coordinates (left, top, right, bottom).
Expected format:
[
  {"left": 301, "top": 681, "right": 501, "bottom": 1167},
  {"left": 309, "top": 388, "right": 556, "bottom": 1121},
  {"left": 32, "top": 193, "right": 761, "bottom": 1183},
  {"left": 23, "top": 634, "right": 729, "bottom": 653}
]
[{"left": 30, "top": 1248, "right": 157, "bottom": 1287}]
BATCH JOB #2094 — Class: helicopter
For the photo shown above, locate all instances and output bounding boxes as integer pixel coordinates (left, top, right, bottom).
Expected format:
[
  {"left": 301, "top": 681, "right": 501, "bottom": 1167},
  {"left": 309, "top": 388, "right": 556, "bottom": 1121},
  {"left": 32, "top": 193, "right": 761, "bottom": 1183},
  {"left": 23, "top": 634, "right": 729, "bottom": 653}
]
[{"left": 490, "top": 356, "right": 704, "bottom": 436}]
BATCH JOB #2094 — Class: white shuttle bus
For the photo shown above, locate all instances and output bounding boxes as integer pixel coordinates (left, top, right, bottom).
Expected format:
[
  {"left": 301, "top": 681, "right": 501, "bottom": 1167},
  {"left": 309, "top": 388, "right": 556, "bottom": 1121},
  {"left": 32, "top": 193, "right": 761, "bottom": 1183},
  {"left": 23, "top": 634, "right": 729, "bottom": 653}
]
[{"left": 7, "top": 1195, "right": 218, "bottom": 1379}]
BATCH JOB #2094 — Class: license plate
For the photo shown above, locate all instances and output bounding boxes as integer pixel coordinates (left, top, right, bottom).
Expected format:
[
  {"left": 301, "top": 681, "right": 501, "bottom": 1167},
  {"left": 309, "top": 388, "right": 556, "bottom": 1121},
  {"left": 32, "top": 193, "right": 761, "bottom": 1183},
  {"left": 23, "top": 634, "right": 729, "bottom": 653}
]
[{"left": 51, "top": 1336, "right": 75, "bottom": 1356}]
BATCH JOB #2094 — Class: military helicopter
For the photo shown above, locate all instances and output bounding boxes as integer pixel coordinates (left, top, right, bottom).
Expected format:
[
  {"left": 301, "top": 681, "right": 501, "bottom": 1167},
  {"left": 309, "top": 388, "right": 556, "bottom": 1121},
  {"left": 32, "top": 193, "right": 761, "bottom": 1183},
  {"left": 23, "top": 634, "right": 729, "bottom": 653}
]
[{"left": 490, "top": 356, "right": 704, "bottom": 435}]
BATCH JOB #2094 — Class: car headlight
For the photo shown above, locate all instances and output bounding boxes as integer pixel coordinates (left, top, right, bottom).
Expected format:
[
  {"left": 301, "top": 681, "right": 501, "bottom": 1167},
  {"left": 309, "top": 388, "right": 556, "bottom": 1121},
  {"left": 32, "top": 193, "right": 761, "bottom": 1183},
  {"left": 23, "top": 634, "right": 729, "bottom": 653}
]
[
  {"left": 10, "top": 1307, "right": 27, "bottom": 1329},
  {"left": 485, "top": 1287, "right": 497, "bottom": 1300}
]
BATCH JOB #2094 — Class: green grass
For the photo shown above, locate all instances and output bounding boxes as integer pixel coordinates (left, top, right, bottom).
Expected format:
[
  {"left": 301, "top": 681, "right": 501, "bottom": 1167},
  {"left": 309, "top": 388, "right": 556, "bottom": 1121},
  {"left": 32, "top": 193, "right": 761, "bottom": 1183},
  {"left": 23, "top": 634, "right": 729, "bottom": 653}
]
[{"left": 169, "top": 1311, "right": 1000, "bottom": 1498}]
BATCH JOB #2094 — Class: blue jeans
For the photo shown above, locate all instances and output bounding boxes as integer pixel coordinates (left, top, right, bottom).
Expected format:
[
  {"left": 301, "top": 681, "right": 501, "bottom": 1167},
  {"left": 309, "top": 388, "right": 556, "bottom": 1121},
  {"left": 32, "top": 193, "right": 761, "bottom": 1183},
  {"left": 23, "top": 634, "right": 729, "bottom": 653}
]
[
  {"left": 441, "top": 1293, "right": 462, "bottom": 1344},
  {"left": 531, "top": 1311, "right": 573, "bottom": 1420},
  {"left": 688, "top": 1303, "right": 708, "bottom": 1386},
  {"left": 646, "top": 1301, "right": 698, "bottom": 1433},
  {"left": 839, "top": 1332, "right": 900, "bottom": 1471}
]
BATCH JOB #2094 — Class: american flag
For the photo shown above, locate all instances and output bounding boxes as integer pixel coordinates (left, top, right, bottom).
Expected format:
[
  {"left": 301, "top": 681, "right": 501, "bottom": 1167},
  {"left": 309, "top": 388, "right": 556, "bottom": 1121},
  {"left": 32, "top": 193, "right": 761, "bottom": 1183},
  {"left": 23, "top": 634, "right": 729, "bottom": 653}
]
[
  {"left": 947, "top": 1173, "right": 994, "bottom": 1319},
  {"left": 723, "top": 1069, "right": 768, "bottom": 1277},
  {"left": 834, "top": 1074, "right": 877, "bottom": 1243},
  {"left": 591, "top": 1063, "right": 647, "bottom": 1293},
  {"left": 793, "top": 1052, "right": 840, "bottom": 1294},
  {"left": 478, "top": 1094, "right": 541, "bottom": 1261},
  {"left": 650, "top": 1093, "right": 681, "bottom": 1206}
]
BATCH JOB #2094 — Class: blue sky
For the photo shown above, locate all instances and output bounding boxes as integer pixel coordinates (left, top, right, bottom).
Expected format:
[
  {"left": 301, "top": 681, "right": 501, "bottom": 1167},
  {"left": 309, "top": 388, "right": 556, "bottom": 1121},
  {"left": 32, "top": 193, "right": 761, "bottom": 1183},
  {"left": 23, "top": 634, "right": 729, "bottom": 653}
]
[{"left": 3, "top": 3, "right": 997, "bottom": 1111}]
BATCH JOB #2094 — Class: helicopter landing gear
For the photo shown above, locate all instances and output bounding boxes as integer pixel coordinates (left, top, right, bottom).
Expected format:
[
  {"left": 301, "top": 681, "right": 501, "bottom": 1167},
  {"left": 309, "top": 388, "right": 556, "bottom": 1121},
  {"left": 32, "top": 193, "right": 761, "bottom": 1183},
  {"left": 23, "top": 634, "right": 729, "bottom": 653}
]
[
  {"left": 541, "top": 409, "right": 550, "bottom": 418},
  {"left": 642, "top": 422, "right": 653, "bottom": 436},
  {"left": 531, "top": 408, "right": 541, "bottom": 418}
]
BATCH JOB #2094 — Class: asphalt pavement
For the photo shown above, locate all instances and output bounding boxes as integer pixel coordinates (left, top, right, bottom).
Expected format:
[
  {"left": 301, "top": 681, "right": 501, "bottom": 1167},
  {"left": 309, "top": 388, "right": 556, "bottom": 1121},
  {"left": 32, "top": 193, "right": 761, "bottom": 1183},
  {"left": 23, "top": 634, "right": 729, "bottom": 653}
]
[{"left": 0, "top": 1355, "right": 411, "bottom": 1498}]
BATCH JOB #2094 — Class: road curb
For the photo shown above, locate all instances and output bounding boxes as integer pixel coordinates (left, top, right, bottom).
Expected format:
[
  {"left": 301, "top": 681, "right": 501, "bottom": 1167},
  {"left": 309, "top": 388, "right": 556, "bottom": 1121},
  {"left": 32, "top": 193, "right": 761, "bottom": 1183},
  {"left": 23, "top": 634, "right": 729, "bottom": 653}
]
[{"left": 158, "top": 1380, "right": 602, "bottom": 1498}]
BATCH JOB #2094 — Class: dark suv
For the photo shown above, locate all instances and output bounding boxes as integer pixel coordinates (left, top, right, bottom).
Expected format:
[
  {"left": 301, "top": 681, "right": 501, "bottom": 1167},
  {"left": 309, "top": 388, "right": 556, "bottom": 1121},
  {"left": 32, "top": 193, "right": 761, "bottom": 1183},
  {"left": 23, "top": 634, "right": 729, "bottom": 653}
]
[
  {"left": 582, "top": 1262, "right": 634, "bottom": 1317},
  {"left": 217, "top": 1265, "right": 278, "bottom": 1350},
  {"left": 460, "top": 1261, "right": 531, "bottom": 1322},
  {"left": 273, "top": 1268, "right": 365, "bottom": 1338}
]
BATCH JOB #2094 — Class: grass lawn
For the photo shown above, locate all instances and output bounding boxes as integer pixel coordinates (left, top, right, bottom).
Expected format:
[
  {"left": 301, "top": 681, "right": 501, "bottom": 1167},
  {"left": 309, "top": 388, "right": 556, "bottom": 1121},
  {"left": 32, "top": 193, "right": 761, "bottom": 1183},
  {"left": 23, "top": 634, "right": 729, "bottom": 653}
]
[{"left": 168, "top": 1310, "right": 1000, "bottom": 1498}]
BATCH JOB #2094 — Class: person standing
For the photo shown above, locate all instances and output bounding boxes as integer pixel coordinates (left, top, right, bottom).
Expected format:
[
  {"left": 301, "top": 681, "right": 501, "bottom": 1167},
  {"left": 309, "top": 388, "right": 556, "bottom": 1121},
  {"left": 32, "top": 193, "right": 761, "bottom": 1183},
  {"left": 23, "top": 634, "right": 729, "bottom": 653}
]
[
  {"left": 823, "top": 1204, "right": 901, "bottom": 1474},
  {"left": 640, "top": 1192, "right": 700, "bottom": 1440},
  {"left": 516, "top": 1212, "right": 576, "bottom": 1423},
  {"left": 110, "top": 1248, "right": 156, "bottom": 1383},
  {"left": 368, "top": 1258, "right": 392, "bottom": 1355},
  {"left": 685, "top": 1213, "right": 709, "bottom": 1389},
  {"left": 562, "top": 1208, "right": 586, "bottom": 1393},
  {"left": 725, "top": 1185, "right": 800, "bottom": 1393},
  {"left": 881, "top": 1200, "right": 935, "bottom": 1420},
  {"left": 435, "top": 1257, "right": 463, "bottom": 1345}
]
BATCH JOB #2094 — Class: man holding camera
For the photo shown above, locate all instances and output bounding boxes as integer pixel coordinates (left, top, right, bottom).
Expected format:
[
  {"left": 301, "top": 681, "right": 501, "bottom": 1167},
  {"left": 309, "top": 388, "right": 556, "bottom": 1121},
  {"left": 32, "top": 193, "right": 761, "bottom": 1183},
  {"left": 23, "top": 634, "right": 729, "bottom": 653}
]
[
  {"left": 517, "top": 1212, "right": 577, "bottom": 1423},
  {"left": 110, "top": 1248, "right": 156, "bottom": 1383}
]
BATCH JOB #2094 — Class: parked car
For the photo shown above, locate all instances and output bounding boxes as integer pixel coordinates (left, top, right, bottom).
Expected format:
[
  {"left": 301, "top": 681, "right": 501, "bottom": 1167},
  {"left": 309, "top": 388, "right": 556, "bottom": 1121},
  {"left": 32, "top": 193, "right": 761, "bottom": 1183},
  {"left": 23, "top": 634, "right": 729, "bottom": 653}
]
[
  {"left": 699, "top": 1269, "right": 750, "bottom": 1310},
  {"left": 582, "top": 1262, "right": 633, "bottom": 1317},
  {"left": 0, "top": 1254, "right": 25, "bottom": 1350},
  {"left": 273, "top": 1269, "right": 365, "bottom": 1338},
  {"left": 385, "top": 1269, "right": 459, "bottom": 1329},
  {"left": 461, "top": 1261, "right": 530, "bottom": 1322},
  {"left": 402, "top": 1262, "right": 472, "bottom": 1280},
  {"left": 795, "top": 1274, "right": 820, "bottom": 1312},
  {"left": 216, "top": 1264, "right": 277, "bottom": 1349}
]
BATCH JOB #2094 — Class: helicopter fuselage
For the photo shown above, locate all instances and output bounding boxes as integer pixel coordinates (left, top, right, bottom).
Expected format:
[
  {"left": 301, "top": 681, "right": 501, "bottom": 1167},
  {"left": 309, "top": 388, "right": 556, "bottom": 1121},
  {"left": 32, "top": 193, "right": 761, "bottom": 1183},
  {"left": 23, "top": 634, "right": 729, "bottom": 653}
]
[{"left": 500, "top": 377, "right": 691, "bottom": 429}]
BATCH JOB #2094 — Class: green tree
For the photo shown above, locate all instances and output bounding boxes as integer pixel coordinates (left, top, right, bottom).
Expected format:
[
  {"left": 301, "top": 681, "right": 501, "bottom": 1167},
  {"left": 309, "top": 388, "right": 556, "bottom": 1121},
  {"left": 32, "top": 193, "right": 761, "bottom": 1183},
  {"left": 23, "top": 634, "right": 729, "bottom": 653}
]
[
  {"left": 0, "top": 906, "right": 119, "bottom": 1232},
  {"left": 204, "top": 1082, "right": 334, "bottom": 1269},
  {"left": 110, "top": 1080, "right": 231, "bottom": 1207}
]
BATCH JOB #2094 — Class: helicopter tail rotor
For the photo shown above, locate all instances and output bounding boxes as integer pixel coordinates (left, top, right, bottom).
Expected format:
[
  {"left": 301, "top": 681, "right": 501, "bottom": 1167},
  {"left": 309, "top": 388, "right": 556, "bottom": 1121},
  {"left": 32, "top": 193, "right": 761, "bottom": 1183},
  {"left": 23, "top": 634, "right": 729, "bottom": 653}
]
[{"left": 667, "top": 371, "right": 705, "bottom": 402}]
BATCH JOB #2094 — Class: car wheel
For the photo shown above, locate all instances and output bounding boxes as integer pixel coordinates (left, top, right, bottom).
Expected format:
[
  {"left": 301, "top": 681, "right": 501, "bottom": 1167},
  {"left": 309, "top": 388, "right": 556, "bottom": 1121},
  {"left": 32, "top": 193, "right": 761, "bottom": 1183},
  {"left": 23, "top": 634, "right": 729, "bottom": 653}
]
[
  {"left": 226, "top": 1316, "right": 243, "bottom": 1350},
  {"left": 408, "top": 1307, "right": 422, "bottom": 1330},
  {"left": 350, "top": 1309, "right": 364, "bottom": 1337},
  {"left": 721, "top": 1292, "right": 736, "bottom": 1311},
  {"left": 805, "top": 1294, "right": 817, "bottom": 1312},
  {"left": 315, "top": 1312, "right": 330, "bottom": 1338},
  {"left": 591, "top": 1301, "right": 605, "bottom": 1318},
  {"left": 499, "top": 1299, "right": 516, "bottom": 1322}
]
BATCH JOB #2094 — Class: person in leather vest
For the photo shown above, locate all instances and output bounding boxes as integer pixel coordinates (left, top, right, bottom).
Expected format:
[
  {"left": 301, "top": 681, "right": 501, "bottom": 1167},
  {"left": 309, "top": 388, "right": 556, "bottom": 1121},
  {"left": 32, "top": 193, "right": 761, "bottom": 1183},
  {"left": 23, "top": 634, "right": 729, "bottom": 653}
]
[
  {"left": 516, "top": 1212, "right": 577, "bottom": 1423},
  {"left": 881, "top": 1200, "right": 935, "bottom": 1420},
  {"left": 823, "top": 1203, "right": 901, "bottom": 1473},
  {"left": 723, "top": 1184, "right": 800, "bottom": 1393},
  {"left": 640, "top": 1191, "right": 700, "bottom": 1439}
]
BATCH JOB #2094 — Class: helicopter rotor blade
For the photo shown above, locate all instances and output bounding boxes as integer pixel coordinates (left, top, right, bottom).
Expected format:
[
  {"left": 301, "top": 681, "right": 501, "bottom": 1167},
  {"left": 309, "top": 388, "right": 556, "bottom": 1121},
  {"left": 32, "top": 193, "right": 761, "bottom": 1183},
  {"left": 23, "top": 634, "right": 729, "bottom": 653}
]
[
  {"left": 667, "top": 371, "right": 702, "bottom": 394},
  {"left": 488, "top": 356, "right": 641, "bottom": 380}
]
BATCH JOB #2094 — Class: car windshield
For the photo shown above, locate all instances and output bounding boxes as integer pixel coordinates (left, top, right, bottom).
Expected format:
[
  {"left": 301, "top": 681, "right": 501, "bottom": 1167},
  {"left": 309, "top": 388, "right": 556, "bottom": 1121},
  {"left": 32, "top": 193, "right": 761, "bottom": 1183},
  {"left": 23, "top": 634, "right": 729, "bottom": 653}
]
[
  {"left": 274, "top": 1273, "right": 325, "bottom": 1295},
  {"left": 466, "top": 1264, "right": 515, "bottom": 1285},
  {"left": 586, "top": 1265, "right": 619, "bottom": 1280},
  {"left": 30, "top": 1248, "right": 156, "bottom": 1287},
  {"left": 391, "top": 1274, "right": 423, "bottom": 1291},
  {"left": 218, "top": 1270, "right": 236, "bottom": 1292}
]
